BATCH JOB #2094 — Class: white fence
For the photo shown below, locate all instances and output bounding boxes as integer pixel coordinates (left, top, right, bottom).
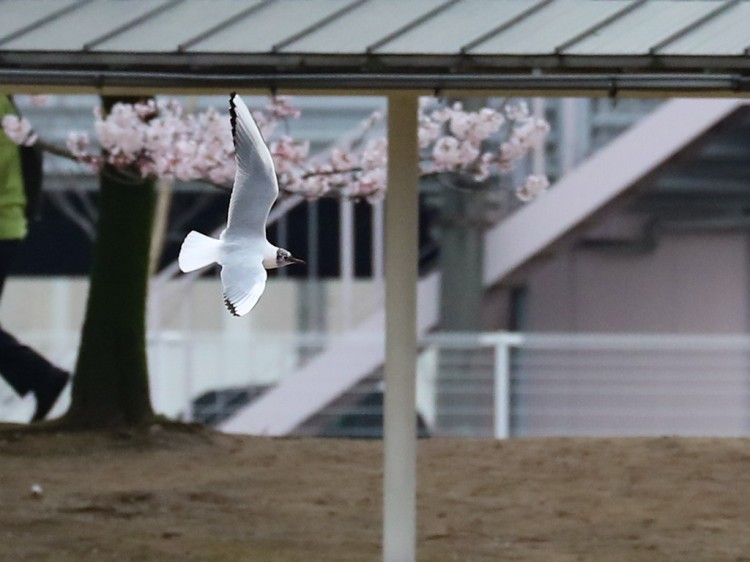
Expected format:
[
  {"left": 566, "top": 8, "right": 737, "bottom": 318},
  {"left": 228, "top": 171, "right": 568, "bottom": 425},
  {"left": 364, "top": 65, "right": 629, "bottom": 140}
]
[
  {"left": 424, "top": 333, "right": 750, "bottom": 438},
  {"left": 2, "top": 331, "right": 749, "bottom": 438}
]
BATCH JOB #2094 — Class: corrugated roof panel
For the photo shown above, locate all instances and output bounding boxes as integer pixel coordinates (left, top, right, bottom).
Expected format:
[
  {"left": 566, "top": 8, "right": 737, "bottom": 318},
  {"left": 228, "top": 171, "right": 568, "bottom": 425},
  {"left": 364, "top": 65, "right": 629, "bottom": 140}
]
[
  {"left": 94, "top": 0, "right": 264, "bottom": 52},
  {"left": 470, "top": 0, "right": 632, "bottom": 54},
  {"left": 567, "top": 1, "right": 717, "bottom": 55},
  {"left": 661, "top": 2, "right": 750, "bottom": 55},
  {"left": 188, "top": 0, "right": 353, "bottom": 52},
  {"left": 281, "top": 0, "right": 444, "bottom": 53},
  {"left": 375, "top": 0, "right": 533, "bottom": 54},
  {"left": 0, "top": 0, "right": 747, "bottom": 96},
  {"left": 0, "top": 0, "right": 80, "bottom": 43},
  {"left": 3, "top": 0, "right": 173, "bottom": 51}
]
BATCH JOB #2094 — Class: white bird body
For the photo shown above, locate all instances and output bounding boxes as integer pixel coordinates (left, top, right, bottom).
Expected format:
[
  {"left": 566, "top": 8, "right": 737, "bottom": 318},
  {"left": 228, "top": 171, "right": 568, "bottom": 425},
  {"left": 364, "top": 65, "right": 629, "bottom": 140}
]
[{"left": 178, "top": 93, "right": 303, "bottom": 316}]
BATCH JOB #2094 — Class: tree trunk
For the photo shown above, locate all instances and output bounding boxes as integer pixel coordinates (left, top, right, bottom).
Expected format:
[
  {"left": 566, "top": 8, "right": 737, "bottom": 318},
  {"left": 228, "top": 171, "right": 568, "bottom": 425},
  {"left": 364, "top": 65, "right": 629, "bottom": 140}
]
[{"left": 63, "top": 165, "right": 157, "bottom": 428}]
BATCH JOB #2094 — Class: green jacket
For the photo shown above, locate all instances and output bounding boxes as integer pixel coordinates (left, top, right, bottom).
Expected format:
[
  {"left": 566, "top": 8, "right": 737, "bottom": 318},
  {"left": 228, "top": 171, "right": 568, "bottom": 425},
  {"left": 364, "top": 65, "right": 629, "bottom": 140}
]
[{"left": 0, "top": 95, "right": 27, "bottom": 240}]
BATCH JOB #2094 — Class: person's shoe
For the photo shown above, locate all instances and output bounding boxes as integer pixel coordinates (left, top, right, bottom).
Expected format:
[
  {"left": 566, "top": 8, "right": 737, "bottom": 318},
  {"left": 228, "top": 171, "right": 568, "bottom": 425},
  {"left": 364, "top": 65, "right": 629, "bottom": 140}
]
[{"left": 32, "top": 369, "right": 70, "bottom": 422}]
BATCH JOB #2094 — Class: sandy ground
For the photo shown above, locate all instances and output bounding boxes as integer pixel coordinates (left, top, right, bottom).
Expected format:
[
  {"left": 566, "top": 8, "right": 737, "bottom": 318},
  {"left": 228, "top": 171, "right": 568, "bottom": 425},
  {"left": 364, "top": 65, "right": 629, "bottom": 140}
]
[{"left": 1, "top": 424, "right": 749, "bottom": 562}]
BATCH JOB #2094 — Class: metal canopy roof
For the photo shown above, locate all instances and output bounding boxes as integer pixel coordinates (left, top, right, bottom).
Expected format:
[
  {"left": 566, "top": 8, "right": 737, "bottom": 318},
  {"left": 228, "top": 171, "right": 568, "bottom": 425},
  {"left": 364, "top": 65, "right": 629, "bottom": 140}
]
[{"left": 1, "top": 0, "right": 750, "bottom": 94}]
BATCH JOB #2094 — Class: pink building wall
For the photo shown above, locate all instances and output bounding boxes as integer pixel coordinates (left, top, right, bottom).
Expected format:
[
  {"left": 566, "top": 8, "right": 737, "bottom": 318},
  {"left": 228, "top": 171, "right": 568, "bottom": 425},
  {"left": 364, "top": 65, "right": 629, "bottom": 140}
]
[
  {"left": 510, "top": 230, "right": 750, "bottom": 436},
  {"left": 527, "top": 232, "right": 749, "bottom": 334}
]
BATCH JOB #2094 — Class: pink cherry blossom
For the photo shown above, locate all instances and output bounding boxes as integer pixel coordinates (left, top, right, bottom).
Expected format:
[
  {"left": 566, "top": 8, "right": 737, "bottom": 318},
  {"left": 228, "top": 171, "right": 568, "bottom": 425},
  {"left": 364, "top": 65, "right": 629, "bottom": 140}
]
[
  {"left": 448, "top": 112, "right": 473, "bottom": 140},
  {"left": 512, "top": 117, "right": 551, "bottom": 150},
  {"left": 470, "top": 108, "right": 505, "bottom": 144},
  {"left": 29, "top": 95, "right": 50, "bottom": 107},
  {"left": 472, "top": 153, "right": 494, "bottom": 182},
  {"left": 357, "top": 168, "right": 387, "bottom": 202},
  {"left": 66, "top": 131, "right": 91, "bottom": 159},
  {"left": 134, "top": 99, "right": 157, "bottom": 120},
  {"left": 418, "top": 118, "right": 441, "bottom": 148},
  {"left": 498, "top": 139, "right": 525, "bottom": 172},
  {"left": 505, "top": 100, "right": 529, "bottom": 120},
  {"left": 266, "top": 96, "right": 301, "bottom": 120},
  {"left": 516, "top": 174, "right": 550, "bottom": 202},
  {"left": 1, "top": 115, "right": 37, "bottom": 146},
  {"left": 431, "top": 136, "right": 461, "bottom": 170},
  {"left": 271, "top": 136, "right": 310, "bottom": 172},
  {"left": 9, "top": 94, "right": 551, "bottom": 205},
  {"left": 360, "top": 138, "right": 387, "bottom": 172},
  {"left": 458, "top": 141, "right": 480, "bottom": 166}
]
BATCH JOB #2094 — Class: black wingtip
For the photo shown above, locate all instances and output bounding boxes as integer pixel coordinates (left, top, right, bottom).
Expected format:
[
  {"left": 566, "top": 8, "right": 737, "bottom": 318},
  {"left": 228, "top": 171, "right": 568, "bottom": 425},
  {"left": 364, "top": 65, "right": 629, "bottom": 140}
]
[
  {"left": 224, "top": 296, "right": 240, "bottom": 317},
  {"left": 229, "top": 92, "right": 238, "bottom": 146}
]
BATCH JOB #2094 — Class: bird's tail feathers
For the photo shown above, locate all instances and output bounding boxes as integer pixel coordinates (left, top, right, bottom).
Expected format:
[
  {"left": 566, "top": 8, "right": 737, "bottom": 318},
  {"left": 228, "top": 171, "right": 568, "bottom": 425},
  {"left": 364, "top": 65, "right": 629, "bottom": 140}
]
[{"left": 178, "top": 231, "right": 222, "bottom": 272}]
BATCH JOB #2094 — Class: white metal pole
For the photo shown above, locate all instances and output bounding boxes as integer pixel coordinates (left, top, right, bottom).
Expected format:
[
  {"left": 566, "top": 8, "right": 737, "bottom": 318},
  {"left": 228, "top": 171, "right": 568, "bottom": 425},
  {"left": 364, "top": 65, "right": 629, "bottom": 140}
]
[
  {"left": 182, "top": 281, "right": 194, "bottom": 422},
  {"left": 559, "top": 98, "right": 578, "bottom": 176},
  {"left": 340, "top": 198, "right": 355, "bottom": 329},
  {"left": 532, "top": 97, "right": 546, "bottom": 177},
  {"left": 383, "top": 93, "right": 419, "bottom": 562},
  {"left": 493, "top": 337, "right": 511, "bottom": 439},
  {"left": 373, "top": 200, "right": 385, "bottom": 298}
]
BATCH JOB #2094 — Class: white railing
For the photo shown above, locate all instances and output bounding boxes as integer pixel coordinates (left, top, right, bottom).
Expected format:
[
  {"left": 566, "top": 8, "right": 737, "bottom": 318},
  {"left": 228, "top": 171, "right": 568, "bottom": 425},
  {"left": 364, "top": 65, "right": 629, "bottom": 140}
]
[
  {"left": 3, "top": 331, "right": 750, "bottom": 438},
  {"left": 424, "top": 332, "right": 750, "bottom": 439},
  {"left": 422, "top": 332, "right": 525, "bottom": 439}
]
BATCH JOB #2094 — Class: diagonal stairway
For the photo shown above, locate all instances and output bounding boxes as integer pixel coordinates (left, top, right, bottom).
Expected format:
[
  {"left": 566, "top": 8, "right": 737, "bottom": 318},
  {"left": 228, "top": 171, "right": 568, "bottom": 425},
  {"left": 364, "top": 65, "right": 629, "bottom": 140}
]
[
  {"left": 221, "top": 273, "right": 440, "bottom": 434},
  {"left": 483, "top": 98, "right": 748, "bottom": 284},
  {"left": 221, "top": 98, "right": 748, "bottom": 436}
]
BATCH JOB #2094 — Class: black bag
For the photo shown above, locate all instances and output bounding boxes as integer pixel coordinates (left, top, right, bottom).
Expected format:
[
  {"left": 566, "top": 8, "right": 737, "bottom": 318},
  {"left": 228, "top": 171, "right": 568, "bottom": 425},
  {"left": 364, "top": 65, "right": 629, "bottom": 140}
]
[{"left": 19, "top": 144, "right": 44, "bottom": 222}]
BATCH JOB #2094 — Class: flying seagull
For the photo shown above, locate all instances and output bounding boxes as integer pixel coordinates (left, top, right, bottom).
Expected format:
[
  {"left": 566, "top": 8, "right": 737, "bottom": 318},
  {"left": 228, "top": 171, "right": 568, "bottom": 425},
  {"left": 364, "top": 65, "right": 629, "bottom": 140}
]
[{"left": 178, "top": 92, "right": 304, "bottom": 316}]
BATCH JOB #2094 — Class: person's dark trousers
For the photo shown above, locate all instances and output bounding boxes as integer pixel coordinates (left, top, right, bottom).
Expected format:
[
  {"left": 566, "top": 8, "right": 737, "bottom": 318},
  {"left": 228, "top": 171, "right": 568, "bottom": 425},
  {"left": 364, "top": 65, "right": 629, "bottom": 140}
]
[{"left": 0, "top": 239, "right": 66, "bottom": 398}]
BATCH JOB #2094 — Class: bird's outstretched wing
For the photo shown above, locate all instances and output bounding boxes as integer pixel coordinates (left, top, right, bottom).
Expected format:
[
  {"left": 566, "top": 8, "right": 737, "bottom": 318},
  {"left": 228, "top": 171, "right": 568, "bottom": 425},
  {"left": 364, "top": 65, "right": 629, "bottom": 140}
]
[
  {"left": 224, "top": 92, "right": 279, "bottom": 241},
  {"left": 221, "top": 259, "right": 268, "bottom": 317}
]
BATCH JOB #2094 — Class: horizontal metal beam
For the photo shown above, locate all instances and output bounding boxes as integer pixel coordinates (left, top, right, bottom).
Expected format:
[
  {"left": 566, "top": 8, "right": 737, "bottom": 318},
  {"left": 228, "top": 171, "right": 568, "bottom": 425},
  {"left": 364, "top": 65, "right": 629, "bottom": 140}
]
[
  {"left": 1, "top": 68, "right": 749, "bottom": 97},
  {"left": 3, "top": 50, "right": 750, "bottom": 72},
  {"left": 648, "top": 175, "right": 750, "bottom": 194},
  {"left": 424, "top": 332, "right": 750, "bottom": 352}
]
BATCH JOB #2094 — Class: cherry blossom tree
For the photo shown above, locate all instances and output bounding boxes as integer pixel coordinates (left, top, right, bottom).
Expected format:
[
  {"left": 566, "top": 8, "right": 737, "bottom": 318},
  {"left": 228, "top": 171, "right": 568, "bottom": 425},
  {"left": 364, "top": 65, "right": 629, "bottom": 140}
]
[
  {"left": 3, "top": 94, "right": 549, "bottom": 428},
  {"left": 4, "top": 94, "right": 550, "bottom": 204}
]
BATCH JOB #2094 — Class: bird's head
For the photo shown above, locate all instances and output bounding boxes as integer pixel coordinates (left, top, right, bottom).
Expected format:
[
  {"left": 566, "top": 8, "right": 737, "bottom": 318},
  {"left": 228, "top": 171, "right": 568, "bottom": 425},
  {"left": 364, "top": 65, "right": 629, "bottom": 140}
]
[{"left": 275, "top": 247, "right": 305, "bottom": 268}]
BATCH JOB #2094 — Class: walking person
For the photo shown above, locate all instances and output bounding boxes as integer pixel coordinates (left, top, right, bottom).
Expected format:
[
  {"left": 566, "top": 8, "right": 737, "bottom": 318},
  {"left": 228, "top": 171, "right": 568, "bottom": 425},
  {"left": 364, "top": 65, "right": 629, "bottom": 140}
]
[{"left": 0, "top": 95, "right": 69, "bottom": 422}]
